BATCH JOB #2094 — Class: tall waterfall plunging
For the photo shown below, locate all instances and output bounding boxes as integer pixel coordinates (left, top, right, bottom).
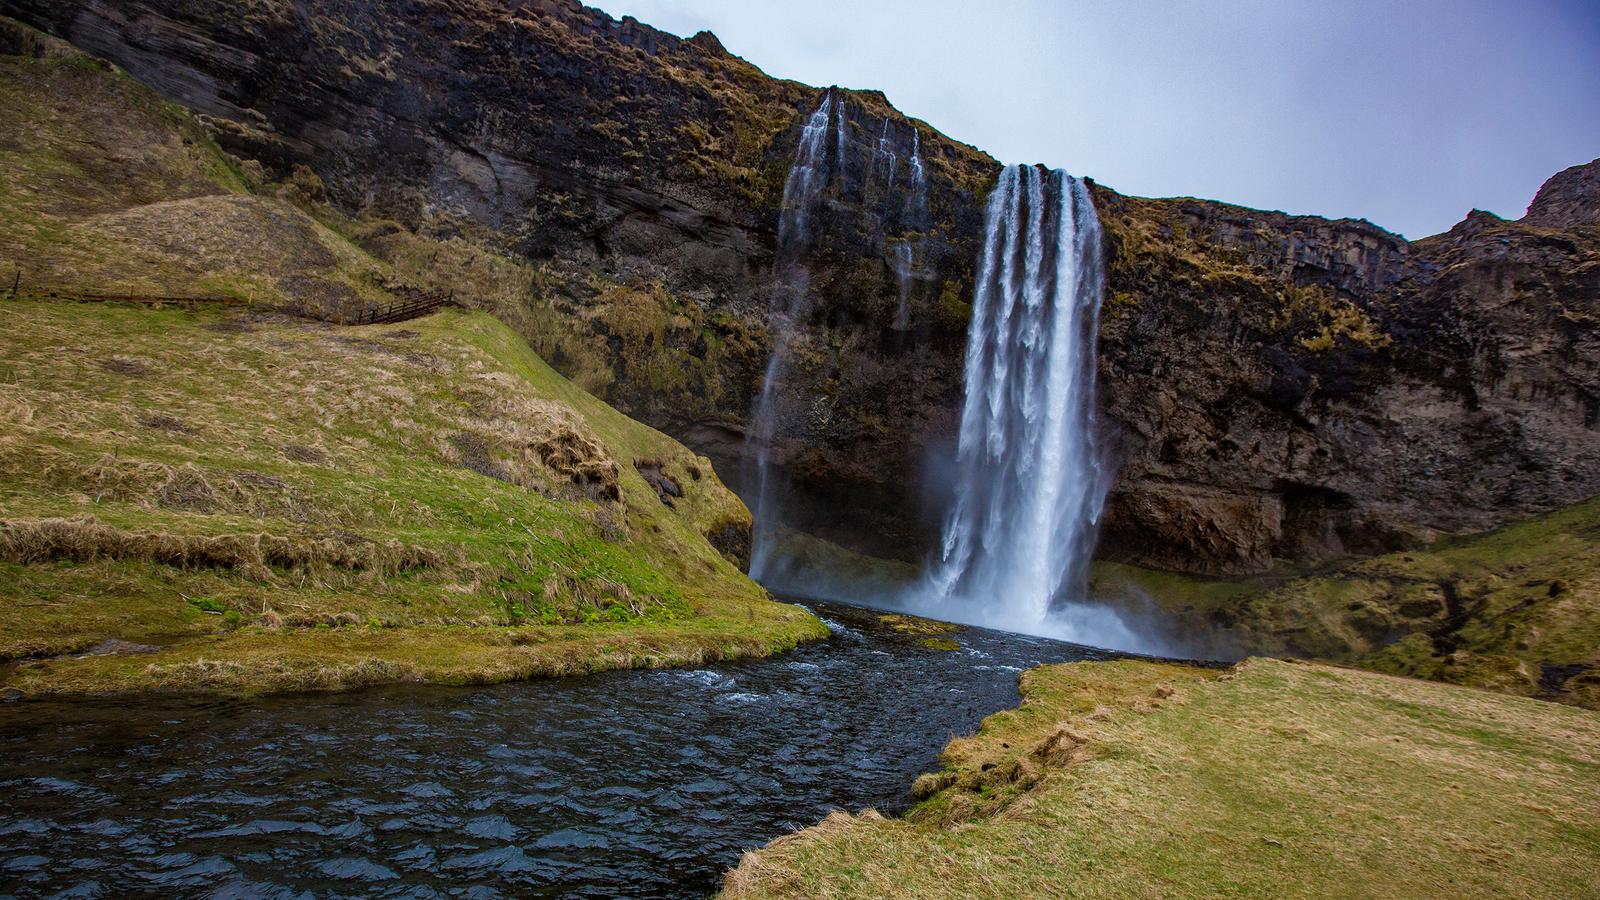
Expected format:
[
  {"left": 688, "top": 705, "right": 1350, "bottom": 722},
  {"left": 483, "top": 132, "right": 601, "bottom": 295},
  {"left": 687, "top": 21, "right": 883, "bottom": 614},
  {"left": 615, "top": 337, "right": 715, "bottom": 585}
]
[
  {"left": 744, "top": 92, "right": 837, "bottom": 580},
  {"left": 914, "top": 164, "right": 1139, "bottom": 649}
]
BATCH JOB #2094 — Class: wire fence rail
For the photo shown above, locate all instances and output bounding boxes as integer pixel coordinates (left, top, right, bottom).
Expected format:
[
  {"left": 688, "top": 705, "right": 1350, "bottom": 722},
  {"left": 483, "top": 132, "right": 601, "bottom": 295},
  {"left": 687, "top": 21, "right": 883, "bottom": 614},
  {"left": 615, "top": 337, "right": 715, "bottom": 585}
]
[
  {"left": 4, "top": 273, "right": 458, "bottom": 326},
  {"left": 8, "top": 288, "right": 252, "bottom": 308}
]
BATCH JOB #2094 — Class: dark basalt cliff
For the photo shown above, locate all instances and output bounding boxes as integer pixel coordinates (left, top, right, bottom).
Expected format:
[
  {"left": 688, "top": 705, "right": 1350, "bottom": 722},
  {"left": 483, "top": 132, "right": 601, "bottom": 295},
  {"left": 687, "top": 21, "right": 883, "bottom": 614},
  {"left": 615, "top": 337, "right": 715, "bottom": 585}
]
[
  {"left": 7, "top": 0, "right": 1598, "bottom": 575},
  {"left": 1096, "top": 188, "right": 1599, "bottom": 573}
]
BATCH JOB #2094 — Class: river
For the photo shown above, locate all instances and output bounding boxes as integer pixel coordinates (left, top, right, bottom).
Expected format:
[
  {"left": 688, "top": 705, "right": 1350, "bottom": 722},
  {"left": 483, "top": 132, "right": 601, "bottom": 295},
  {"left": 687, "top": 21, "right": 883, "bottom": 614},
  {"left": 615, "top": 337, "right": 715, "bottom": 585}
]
[{"left": 0, "top": 602, "right": 1120, "bottom": 898}]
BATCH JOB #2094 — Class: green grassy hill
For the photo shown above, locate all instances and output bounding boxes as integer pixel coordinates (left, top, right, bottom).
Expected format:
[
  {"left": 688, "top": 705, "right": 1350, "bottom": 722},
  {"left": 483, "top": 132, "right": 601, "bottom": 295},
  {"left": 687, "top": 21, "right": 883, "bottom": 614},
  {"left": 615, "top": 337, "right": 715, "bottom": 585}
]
[
  {"left": 724, "top": 657, "right": 1600, "bottom": 898},
  {"left": 0, "top": 301, "right": 823, "bottom": 696}
]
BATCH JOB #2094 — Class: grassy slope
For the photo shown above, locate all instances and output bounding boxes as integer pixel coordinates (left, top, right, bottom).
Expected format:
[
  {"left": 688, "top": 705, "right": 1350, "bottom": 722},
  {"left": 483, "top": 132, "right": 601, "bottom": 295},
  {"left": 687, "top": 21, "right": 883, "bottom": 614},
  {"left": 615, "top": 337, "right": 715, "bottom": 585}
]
[
  {"left": 723, "top": 657, "right": 1600, "bottom": 899},
  {"left": 1092, "top": 496, "right": 1600, "bottom": 708},
  {"left": 0, "top": 30, "right": 824, "bottom": 697},
  {"left": 0, "top": 301, "right": 823, "bottom": 696}
]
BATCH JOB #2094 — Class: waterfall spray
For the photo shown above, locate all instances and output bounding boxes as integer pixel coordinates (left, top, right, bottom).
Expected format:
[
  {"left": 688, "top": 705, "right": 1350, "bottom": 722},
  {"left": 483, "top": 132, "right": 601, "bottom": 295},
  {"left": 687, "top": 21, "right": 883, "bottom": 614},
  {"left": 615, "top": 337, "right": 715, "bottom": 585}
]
[
  {"left": 912, "top": 164, "right": 1141, "bottom": 649},
  {"left": 745, "top": 91, "right": 840, "bottom": 580}
]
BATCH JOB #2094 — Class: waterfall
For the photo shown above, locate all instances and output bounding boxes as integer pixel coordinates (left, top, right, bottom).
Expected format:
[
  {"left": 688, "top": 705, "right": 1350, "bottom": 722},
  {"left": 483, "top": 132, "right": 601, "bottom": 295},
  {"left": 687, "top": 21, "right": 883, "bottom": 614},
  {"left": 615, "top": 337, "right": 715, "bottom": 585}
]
[
  {"left": 915, "top": 164, "right": 1138, "bottom": 648},
  {"left": 875, "top": 120, "right": 897, "bottom": 187},
  {"left": 834, "top": 99, "right": 849, "bottom": 180},
  {"left": 909, "top": 130, "right": 926, "bottom": 197},
  {"left": 891, "top": 242, "right": 916, "bottom": 331},
  {"left": 745, "top": 91, "right": 839, "bottom": 580},
  {"left": 778, "top": 94, "right": 835, "bottom": 247},
  {"left": 891, "top": 130, "right": 928, "bottom": 337}
]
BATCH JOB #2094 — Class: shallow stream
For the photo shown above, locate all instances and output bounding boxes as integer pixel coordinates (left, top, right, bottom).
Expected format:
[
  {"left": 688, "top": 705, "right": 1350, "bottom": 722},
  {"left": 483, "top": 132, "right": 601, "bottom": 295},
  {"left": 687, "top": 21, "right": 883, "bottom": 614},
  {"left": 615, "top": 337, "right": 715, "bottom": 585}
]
[{"left": 0, "top": 602, "right": 1118, "bottom": 898}]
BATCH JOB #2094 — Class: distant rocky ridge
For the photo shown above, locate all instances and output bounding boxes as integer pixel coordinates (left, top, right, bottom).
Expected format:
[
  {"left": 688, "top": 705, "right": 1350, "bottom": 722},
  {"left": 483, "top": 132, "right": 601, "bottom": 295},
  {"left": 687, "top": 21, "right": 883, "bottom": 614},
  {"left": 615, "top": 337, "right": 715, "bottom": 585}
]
[{"left": 5, "top": 0, "right": 1597, "bottom": 575}]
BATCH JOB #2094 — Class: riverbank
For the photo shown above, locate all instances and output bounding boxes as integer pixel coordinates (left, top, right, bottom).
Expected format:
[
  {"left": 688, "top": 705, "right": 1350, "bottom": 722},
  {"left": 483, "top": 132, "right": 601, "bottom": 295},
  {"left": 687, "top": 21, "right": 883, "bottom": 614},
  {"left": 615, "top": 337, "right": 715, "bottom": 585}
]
[
  {"left": 756, "top": 497, "right": 1600, "bottom": 709},
  {"left": 0, "top": 302, "right": 826, "bottom": 698},
  {"left": 723, "top": 656, "right": 1600, "bottom": 898}
]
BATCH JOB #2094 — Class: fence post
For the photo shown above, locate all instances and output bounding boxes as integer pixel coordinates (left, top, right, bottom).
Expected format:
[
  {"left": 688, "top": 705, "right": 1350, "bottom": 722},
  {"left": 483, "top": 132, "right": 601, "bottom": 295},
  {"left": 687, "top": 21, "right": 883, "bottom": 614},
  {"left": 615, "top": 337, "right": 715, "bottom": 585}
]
[{"left": 9, "top": 268, "right": 18, "bottom": 299}]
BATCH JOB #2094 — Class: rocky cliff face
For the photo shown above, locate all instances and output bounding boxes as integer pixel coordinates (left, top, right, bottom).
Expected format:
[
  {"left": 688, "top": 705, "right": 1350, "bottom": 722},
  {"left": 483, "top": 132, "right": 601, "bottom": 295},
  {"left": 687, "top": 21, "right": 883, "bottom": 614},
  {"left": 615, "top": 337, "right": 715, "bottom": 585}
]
[
  {"left": 1096, "top": 184, "right": 1600, "bottom": 573},
  {"left": 7, "top": 0, "right": 1597, "bottom": 575}
]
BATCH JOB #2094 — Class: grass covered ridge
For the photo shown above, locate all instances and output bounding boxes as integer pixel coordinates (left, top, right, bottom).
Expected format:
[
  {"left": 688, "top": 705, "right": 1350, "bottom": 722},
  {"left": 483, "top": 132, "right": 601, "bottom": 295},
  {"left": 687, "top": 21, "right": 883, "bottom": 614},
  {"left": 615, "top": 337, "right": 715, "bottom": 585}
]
[
  {"left": 0, "top": 301, "right": 824, "bottom": 697},
  {"left": 0, "top": 29, "right": 402, "bottom": 319},
  {"left": 723, "top": 657, "right": 1600, "bottom": 899},
  {"left": 1091, "top": 495, "right": 1600, "bottom": 708}
]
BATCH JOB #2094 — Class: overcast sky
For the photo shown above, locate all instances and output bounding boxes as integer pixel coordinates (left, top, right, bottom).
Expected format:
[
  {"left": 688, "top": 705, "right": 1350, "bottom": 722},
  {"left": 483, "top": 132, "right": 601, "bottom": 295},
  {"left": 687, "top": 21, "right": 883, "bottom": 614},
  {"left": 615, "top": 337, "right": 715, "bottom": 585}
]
[{"left": 591, "top": 0, "right": 1599, "bottom": 238}]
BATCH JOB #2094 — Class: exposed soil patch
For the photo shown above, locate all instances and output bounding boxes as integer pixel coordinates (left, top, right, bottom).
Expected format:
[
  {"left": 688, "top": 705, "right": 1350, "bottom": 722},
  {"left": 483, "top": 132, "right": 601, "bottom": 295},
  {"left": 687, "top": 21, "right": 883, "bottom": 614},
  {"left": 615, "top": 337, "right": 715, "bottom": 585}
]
[
  {"left": 75, "top": 638, "right": 162, "bottom": 658},
  {"left": 98, "top": 357, "right": 149, "bottom": 377},
  {"left": 634, "top": 458, "right": 683, "bottom": 507},
  {"left": 281, "top": 444, "right": 328, "bottom": 465},
  {"left": 447, "top": 431, "right": 514, "bottom": 483},
  {"left": 138, "top": 412, "right": 193, "bottom": 433},
  {"left": 707, "top": 520, "right": 751, "bottom": 569},
  {"left": 538, "top": 430, "right": 620, "bottom": 502}
]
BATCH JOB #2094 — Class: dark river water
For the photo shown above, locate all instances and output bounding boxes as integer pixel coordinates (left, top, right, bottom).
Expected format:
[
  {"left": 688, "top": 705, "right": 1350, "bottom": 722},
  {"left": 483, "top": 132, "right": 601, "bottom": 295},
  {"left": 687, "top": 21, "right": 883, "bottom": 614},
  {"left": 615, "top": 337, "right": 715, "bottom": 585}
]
[{"left": 0, "top": 602, "right": 1118, "bottom": 898}]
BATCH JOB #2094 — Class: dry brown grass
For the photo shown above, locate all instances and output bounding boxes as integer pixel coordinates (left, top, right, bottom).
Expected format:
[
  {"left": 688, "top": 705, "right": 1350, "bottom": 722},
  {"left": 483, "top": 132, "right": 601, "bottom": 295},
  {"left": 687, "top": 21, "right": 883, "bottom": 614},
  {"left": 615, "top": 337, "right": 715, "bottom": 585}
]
[
  {"left": 440, "top": 382, "right": 623, "bottom": 500},
  {"left": 723, "top": 658, "right": 1600, "bottom": 899},
  {"left": 0, "top": 515, "right": 444, "bottom": 579}
]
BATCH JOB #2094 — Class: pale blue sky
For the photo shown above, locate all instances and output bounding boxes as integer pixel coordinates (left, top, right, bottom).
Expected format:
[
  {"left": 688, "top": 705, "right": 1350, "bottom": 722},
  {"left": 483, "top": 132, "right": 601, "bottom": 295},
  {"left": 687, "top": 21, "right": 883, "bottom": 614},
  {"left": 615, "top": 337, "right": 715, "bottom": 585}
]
[{"left": 591, "top": 0, "right": 1600, "bottom": 238}]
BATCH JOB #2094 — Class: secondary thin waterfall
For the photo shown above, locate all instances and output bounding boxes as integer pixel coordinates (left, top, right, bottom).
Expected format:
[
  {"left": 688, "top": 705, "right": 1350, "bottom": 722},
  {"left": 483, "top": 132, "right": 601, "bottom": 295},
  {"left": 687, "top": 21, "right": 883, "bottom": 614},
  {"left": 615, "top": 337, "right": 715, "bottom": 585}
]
[
  {"left": 745, "top": 92, "right": 838, "bottom": 579},
  {"left": 917, "top": 164, "right": 1135, "bottom": 647},
  {"left": 891, "top": 130, "right": 928, "bottom": 335},
  {"left": 908, "top": 130, "right": 926, "bottom": 195},
  {"left": 891, "top": 242, "right": 916, "bottom": 331},
  {"left": 875, "top": 120, "right": 897, "bottom": 187}
]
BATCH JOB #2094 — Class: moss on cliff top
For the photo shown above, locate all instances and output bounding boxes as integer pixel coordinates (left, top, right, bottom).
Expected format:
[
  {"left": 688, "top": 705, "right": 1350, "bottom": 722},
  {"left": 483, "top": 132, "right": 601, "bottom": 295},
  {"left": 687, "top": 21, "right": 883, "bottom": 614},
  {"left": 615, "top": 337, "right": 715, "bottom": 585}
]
[{"left": 1097, "top": 188, "right": 1394, "bottom": 353}]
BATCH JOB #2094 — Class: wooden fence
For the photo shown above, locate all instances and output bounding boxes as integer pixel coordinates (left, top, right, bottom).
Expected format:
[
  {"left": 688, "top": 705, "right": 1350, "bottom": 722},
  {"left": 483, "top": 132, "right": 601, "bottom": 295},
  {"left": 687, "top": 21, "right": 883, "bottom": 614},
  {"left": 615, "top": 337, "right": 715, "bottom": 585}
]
[{"left": 348, "top": 291, "right": 456, "bottom": 326}]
